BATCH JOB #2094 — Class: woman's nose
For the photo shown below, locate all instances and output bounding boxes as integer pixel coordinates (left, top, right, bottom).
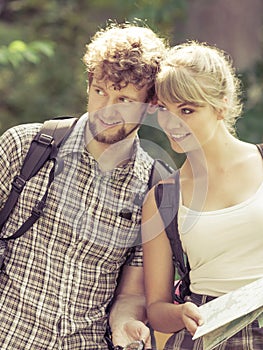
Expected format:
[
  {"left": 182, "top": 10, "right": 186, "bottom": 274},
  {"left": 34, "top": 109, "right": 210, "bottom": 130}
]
[{"left": 163, "top": 111, "right": 182, "bottom": 129}]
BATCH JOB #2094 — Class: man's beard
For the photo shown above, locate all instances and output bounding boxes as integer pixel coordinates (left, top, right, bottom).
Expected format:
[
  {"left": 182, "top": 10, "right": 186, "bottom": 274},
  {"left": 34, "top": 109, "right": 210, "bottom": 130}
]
[{"left": 88, "top": 119, "right": 139, "bottom": 144}]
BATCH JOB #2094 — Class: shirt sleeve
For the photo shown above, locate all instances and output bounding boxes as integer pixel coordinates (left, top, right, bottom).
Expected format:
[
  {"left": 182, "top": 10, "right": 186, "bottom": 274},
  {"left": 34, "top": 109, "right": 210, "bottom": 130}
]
[
  {"left": 127, "top": 243, "right": 143, "bottom": 267},
  {"left": 0, "top": 123, "right": 42, "bottom": 210},
  {"left": 0, "top": 128, "right": 18, "bottom": 208}
]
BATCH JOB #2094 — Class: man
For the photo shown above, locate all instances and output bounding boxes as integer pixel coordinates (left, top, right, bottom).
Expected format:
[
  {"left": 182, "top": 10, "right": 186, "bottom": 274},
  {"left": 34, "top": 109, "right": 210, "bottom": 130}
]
[{"left": 0, "top": 22, "right": 169, "bottom": 349}]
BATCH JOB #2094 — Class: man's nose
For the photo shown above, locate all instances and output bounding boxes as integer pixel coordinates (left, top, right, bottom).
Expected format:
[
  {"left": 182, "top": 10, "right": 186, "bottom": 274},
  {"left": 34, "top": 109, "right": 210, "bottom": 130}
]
[{"left": 100, "top": 101, "right": 120, "bottom": 119}]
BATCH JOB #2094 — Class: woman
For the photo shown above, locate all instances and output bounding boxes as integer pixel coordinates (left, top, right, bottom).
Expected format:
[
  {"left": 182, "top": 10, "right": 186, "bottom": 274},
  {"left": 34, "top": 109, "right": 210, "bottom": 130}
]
[{"left": 142, "top": 41, "right": 263, "bottom": 349}]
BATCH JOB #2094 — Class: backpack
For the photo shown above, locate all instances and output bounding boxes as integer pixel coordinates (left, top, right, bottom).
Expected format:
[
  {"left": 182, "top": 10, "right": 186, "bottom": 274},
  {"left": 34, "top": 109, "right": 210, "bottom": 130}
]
[
  {"left": 0, "top": 116, "right": 174, "bottom": 268},
  {"left": 154, "top": 171, "right": 190, "bottom": 304},
  {"left": 0, "top": 116, "right": 79, "bottom": 267},
  {"left": 154, "top": 143, "right": 263, "bottom": 304}
]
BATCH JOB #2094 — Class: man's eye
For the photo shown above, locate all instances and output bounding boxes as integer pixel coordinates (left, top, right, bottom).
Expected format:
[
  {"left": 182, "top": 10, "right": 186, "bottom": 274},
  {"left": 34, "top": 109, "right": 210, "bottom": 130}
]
[
  {"left": 119, "top": 97, "right": 133, "bottom": 103},
  {"left": 96, "top": 89, "right": 105, "bottom": 96}
]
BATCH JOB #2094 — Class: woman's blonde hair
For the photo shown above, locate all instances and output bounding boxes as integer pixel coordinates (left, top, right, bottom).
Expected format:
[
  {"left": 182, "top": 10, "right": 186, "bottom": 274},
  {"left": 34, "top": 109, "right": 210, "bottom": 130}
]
[{"left": 156, "top": 41, "right": 243, "bottom": 134}]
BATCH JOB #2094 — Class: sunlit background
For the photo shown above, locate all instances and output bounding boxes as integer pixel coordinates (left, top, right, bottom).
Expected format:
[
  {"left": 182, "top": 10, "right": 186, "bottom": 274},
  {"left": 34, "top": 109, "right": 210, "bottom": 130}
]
[{"left": 1, "top": 0, "right": 263, "bottom": 166}]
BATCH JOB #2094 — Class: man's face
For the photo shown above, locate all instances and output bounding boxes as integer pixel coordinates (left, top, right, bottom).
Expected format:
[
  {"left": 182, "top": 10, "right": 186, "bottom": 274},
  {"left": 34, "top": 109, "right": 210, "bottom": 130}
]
[{"left": 87, "top": 78, "right": 149, "bottom": 144}]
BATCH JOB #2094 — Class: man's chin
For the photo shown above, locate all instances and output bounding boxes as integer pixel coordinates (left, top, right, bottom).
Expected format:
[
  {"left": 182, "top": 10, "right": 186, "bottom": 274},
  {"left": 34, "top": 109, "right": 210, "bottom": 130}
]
[
  {"left": 92, "top": 127, "right": 140, "bottom": 145},
  {"left": 93, "top": 130, "right": 126, "bottom": 144}
]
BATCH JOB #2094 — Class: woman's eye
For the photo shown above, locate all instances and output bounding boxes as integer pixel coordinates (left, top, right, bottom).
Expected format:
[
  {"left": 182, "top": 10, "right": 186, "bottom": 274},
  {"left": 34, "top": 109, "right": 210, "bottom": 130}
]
[
  {"left": 157, "top": 104, "right": 167, "bottom": 112},
  {"left": 181, "top": 108, "right": 193, "bottom": 115}
]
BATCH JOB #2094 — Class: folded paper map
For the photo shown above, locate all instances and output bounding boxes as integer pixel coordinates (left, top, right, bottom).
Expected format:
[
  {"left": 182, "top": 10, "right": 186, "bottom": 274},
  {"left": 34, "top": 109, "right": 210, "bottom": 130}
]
[{"left": 192, "top": 277, "right": 263, "bottom": 350}]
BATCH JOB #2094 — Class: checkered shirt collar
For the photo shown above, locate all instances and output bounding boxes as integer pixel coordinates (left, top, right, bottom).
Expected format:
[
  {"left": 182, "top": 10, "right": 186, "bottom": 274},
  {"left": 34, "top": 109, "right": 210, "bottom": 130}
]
[{"left": 58, "top": 113, "right": 153, "bottom": 184}]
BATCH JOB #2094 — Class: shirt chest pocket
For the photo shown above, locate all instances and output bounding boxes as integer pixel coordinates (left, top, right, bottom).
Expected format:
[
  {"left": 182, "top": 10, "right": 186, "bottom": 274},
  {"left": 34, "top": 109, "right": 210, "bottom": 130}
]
[{"left": 73, "top": 204, "right": 141, "bottom": 250}]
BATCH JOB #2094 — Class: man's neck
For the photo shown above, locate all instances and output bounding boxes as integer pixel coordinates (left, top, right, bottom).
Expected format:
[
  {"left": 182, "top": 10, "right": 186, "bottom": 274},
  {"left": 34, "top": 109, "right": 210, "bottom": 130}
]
[{"left": 85, "top": 129, "right": 136, "bottom": 172}]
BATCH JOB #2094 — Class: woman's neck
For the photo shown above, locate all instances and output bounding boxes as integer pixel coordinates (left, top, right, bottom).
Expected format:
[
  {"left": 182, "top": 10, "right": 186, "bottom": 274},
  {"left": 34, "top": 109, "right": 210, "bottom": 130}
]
[{"left": 182, "top": 125, "right": 240, "bottom": 175}]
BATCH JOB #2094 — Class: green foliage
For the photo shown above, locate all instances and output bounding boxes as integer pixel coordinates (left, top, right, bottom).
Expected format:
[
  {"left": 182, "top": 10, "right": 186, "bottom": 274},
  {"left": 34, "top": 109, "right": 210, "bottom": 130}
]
[
  {"left": 0, "top": 0, "right": 263, "bottom": 154},
  {"left": 0, "top": 0, "right": 187, "bottom": 136},
  {"left": 236, "top": 61, "right": 263, "bottom": 143},
  {"left": 0, "top": 40, "right": 54, "bottom": 67},
  {"left": 108, "top": 0, "right": 187, "bottom": 36}
]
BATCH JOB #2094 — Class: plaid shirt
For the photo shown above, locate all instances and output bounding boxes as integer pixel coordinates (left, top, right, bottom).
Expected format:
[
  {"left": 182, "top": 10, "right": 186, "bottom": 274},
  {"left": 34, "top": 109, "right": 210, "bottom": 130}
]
[{"left": 0, "top": 114, "right": 154, "bottom": 349}]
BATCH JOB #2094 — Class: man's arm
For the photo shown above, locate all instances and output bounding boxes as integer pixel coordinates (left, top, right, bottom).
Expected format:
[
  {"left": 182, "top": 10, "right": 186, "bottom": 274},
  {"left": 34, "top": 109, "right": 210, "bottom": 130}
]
[{"left": 109, "top": 265, "right": 151, "bottom": 348}]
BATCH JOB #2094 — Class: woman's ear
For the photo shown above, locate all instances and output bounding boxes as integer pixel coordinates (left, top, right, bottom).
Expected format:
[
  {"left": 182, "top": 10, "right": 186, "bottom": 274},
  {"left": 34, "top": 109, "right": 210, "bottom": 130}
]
[
  {"left": 217, "top": 111, "right": 224, "bottom": 120},
  {"left": 217, "top": 96, "right": 228, "bottom": 120}
]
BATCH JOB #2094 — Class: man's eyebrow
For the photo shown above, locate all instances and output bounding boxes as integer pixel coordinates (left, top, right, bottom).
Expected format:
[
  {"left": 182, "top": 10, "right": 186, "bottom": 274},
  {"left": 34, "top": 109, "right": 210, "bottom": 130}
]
[
  {"left": 92, "top": 83, "right": 104, "bottom": 89},
  {"left": 121, "top": 94, "right": 137, "bottom": 100},
  {"left": 92, "top": 82, "right": 139, "bottom": 101}
]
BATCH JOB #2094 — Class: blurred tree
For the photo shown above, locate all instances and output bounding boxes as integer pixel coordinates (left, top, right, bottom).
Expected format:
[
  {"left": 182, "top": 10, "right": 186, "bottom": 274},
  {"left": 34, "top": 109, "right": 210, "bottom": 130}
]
[
  {"left": 0, "top": 0, "right": 188, "bottom": 166},
  {"left": 236, "top": 59, "right": 263, "bottom": 143}
]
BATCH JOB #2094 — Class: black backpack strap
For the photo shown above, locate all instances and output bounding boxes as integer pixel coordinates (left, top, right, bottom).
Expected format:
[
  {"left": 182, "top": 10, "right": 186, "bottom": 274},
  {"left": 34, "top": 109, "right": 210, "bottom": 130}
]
[
  {"left": 148, "top": 159, "right": 175, "bottom": 189},
  {"left": 126, "top": 159, "right": 175, "bottom": 263},
  {"left": 154, "top": 171, "right": 190, "bottom": 303},
  {"left": 0, "top": 116, "right": 78, "bottom": 237},
  {"left": 41, "top": 116, "right": 79, "bottom": 148},
  {"left": 256, "top": 143, "right": 263, "bottom": 158},
  {"left": 154, "top": 171, "right": 185, "bottom": 275},
  {"left": 3, "top": 161, "right": 56, "bottom": 241}
]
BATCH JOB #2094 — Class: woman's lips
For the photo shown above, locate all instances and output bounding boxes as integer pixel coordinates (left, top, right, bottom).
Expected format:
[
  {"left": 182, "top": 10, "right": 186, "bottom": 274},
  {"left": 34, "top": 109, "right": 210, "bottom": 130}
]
[{"left": 170, "top": 132, "right": 190, "bottom": 142}]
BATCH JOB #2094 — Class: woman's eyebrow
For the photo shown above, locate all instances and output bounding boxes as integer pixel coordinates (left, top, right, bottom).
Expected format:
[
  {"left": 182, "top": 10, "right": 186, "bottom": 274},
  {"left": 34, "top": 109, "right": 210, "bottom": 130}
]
[
  {"left": 178, "top": 102, "right": 200, "bottom": 108},
  {"left": 177, "top": 102, "right": 188, "bottom": 108}
]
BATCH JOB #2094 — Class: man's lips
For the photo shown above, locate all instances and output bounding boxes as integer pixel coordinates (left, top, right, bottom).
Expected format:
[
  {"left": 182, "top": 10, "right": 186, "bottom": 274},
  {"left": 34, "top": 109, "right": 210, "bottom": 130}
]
[{"left": 98, "top": 118, "right": 122, "bottom": 128}]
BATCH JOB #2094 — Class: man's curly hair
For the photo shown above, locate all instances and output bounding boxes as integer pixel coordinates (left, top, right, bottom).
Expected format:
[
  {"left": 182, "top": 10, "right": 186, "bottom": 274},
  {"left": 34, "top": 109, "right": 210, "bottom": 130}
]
[{"left": 83, "top": 22, "right": 168, "bottom": 102}]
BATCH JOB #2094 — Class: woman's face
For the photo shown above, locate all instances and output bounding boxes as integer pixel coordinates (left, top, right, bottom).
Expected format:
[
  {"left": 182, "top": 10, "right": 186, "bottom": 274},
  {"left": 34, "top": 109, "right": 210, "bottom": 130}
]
[{"left": 157, "top": 99, "right": 221, "bottom": 153}]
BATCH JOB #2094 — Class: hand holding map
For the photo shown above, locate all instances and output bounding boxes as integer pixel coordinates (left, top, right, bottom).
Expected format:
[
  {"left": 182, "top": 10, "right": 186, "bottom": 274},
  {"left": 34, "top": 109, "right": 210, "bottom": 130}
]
[{"left": 192, "top": 278, "right": 263, "bottom": 350}]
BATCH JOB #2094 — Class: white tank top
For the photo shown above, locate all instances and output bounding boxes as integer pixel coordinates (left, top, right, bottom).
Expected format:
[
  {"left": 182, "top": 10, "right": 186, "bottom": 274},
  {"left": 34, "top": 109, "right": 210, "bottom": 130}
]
[{"left": 178, "top": 181, "right": 263, "bottom": 296}]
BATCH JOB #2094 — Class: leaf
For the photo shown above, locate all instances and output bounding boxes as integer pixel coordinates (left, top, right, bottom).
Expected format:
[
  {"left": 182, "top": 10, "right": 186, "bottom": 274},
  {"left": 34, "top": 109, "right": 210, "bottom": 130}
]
[
  {"left": 22, "top": 50, "right": 41, "bottom": 64},
  {"left": 29, "top": 41, "right": 55, "bottom": 57},
  {"left": 8, "top": 40, "right": 27, "bottom": 52}
]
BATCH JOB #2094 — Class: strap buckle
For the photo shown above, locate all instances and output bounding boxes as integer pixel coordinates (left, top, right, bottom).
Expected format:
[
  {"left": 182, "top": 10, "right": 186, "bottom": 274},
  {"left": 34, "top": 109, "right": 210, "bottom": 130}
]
[
  {"left": 12, "top": 175, "right": 26, "bottom": 193},
  {"left": 37, "top": 133, "right": 54, "bottom": 146},
  {"left": 32, "top": 201, "right": 45, "bottom": 218}
]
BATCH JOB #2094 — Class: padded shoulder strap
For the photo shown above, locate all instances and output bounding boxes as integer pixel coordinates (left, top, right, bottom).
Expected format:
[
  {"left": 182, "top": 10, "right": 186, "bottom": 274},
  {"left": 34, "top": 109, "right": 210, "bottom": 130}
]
[
  {"left": 40, "top": 116, "right": 78, "bottom": 148},
  {"left": 123, "top": 159, "right": 175, "bottom": 264},
  {"left": 25, "top": 116, "right": 78, "bottom": 179},
  {"left": 154, "top": 171, "right": 187, "bottom": 277},
  {"left": 0, "top": 116, "right": 78, "bottom": 234},
  {"left": 148, "top": 159, "right": 175, "bottom": 189},
  {"left": 256, "top": 143, "right": 263, "bottom": 158}
]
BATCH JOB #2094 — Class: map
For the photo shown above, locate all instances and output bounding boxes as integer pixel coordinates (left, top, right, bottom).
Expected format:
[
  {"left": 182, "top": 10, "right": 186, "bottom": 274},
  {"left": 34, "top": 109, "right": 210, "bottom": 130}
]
[{"left": 192, "top": 278, "right": 263, "bottom": 350}]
